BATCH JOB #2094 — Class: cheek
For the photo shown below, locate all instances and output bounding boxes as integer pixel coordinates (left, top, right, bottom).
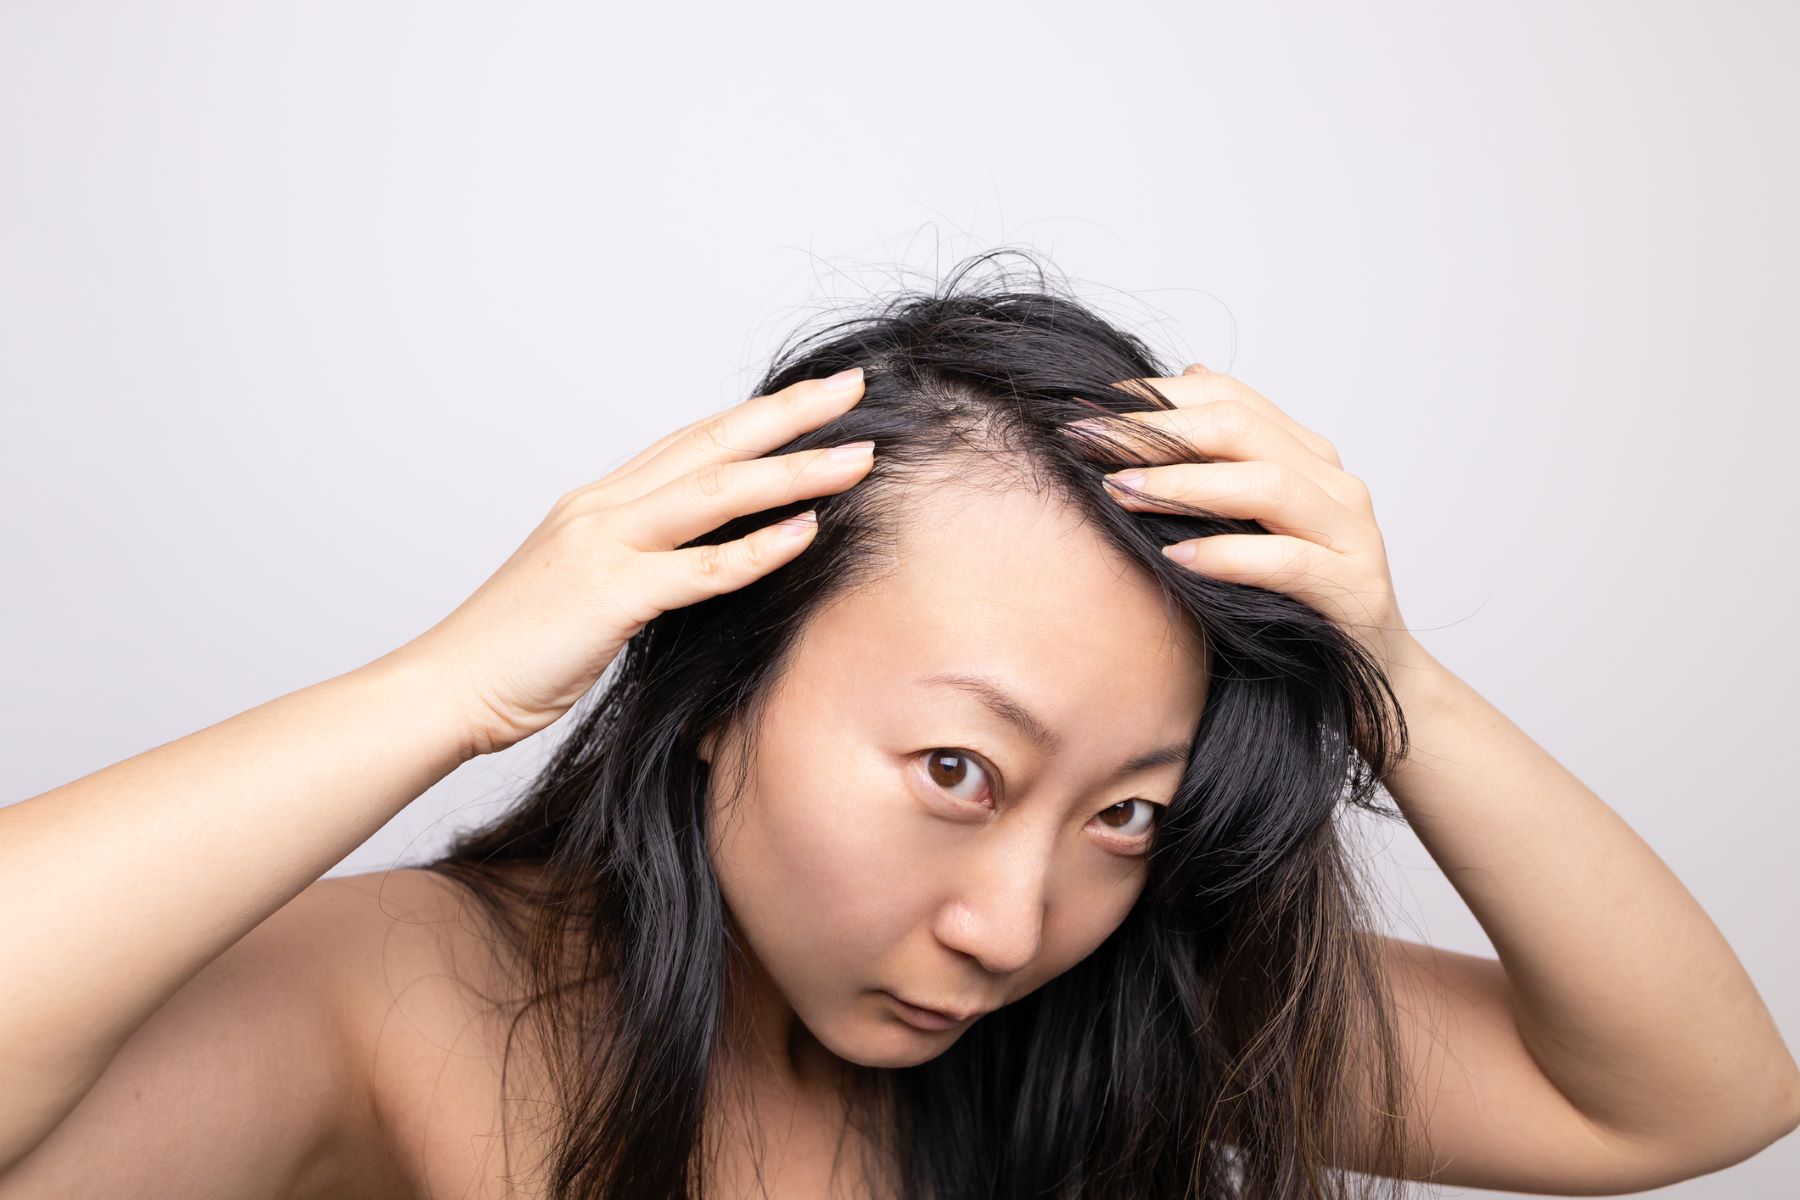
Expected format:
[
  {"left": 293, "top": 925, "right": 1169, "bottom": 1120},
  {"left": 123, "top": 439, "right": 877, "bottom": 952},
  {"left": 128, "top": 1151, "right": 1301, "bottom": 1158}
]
[
  {"left": 1019, "top": 872, "right": 1147, "bottom": 997},
  {"left": 712, "top": 753, "right": 936, "bottom": 978}
]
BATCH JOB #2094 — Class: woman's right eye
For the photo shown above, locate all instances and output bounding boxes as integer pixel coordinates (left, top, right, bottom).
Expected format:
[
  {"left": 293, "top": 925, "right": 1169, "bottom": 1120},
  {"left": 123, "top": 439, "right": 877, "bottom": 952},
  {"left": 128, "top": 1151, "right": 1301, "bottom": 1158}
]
[{"left": 918, "top": 749, "right": 997, "bottom": 810}]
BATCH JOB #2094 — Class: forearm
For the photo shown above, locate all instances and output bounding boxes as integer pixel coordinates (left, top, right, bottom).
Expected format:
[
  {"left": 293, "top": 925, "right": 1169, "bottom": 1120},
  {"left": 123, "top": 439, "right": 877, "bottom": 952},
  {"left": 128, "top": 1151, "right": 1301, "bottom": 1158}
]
[
  {"left": 1378, "top": 635, "right": 1800, "bottom": 1146},
  {"left": 0, "top": 646, "right": 471, "bottom": 1164}
]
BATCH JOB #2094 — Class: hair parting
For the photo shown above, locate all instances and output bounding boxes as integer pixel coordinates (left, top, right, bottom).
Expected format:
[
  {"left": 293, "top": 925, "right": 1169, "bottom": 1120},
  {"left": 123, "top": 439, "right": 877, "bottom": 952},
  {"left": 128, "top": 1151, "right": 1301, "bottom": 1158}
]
[{"left": 422, "top": 247, "right": 1420, "bottom": 1199}]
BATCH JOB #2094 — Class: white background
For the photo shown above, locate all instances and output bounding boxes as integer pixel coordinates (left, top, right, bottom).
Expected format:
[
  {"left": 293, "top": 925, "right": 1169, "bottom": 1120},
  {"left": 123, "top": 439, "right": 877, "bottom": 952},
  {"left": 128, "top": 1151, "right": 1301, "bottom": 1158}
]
[{"left": 4, "top": 3, "right": 1795, "bottom": 1195}]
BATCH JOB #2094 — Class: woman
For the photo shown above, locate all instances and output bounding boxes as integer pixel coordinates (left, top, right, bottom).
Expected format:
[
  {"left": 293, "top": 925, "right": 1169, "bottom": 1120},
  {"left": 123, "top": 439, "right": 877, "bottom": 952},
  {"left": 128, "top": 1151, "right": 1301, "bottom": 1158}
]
[{"left": 3, "top": 252, "right": 1796, "bottom": 1199}]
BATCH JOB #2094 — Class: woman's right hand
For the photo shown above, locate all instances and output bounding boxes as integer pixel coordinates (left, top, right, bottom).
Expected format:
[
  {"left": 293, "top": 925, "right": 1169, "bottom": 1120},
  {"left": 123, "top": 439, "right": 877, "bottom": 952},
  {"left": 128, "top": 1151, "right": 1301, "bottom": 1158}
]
[{"left": 391, "top": 366, "right": 874, "bottom": 759}]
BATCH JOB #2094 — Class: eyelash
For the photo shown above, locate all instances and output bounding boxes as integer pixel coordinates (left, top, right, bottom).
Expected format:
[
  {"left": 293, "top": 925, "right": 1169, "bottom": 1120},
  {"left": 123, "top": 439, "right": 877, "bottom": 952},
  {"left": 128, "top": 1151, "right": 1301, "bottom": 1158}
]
[{"left": 916, "top": 748, "right": 1163, "bottom": 846}]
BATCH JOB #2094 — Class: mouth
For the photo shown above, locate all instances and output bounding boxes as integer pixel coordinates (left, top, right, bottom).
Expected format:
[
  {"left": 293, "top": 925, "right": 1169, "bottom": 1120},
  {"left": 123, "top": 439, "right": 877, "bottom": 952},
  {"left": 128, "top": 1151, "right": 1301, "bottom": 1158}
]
[{"left": 880, "top": 990, "right": 991, "bottom": 1031}]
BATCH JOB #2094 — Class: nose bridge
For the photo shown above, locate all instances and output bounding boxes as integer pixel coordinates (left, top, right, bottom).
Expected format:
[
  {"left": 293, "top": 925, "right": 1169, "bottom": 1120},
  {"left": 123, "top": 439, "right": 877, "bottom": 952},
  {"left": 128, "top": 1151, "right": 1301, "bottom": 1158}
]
[{"left": 935, "top": 811, "right": 1058, "bottom": 976}]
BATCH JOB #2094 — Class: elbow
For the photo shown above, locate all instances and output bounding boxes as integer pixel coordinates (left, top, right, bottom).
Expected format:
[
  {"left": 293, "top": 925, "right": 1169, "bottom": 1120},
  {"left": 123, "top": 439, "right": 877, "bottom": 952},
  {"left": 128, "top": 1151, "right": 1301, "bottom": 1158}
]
[
  {"left": 1714, "top": 1067, "right": 1800, "bottom": 1172},
  {"left": 1700, "top": 1046, "right": 1800, "bottom": 1167},
  {"left": 1601, "top": 1069, "right": 1800, "bottom": 1189},
  {"left": 1760, "top": 1050, "right": 1800, "bottom": 1145},
  {"left": 1776, "top": 1071, "right": 1800, "bottom": 1142},
  {"left": 1694, "top": 1068, "right": 1800, "bottom": 1180}
]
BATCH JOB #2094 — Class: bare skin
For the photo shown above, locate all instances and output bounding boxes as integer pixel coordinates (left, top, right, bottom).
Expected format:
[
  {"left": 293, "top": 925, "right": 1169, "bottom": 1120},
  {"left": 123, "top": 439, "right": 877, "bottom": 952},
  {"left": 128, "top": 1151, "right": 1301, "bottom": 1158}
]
[
  {"left": 700, "top": 477, "right": 1206, "bottom": 1094},
  {"left": 0, "top": 366, "right": 882, "bottom": 1196},
  {"left": 3, "top": 363, "right": 1796, "bottom": 1197},
  {"left": 688, "top": 471, "right": 1208, "bottom": 1196}
]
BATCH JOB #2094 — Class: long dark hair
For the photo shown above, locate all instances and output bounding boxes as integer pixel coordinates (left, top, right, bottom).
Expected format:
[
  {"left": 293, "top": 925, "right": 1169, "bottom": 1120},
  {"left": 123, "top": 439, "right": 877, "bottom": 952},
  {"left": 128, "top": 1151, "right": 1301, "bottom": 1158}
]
[{"left": 421, "top": 248, "right": 1419, "bottom": 1198}]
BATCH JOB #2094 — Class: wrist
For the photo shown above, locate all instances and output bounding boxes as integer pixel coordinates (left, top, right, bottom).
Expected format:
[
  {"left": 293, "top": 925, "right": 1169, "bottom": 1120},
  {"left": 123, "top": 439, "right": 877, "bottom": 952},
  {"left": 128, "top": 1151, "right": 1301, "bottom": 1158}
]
[
  {"left": 354, "top": 645, "right": 488, "bottom": 766},
  {"left": 1382, "top": 632, "right": 1459, "bottom": 715}
]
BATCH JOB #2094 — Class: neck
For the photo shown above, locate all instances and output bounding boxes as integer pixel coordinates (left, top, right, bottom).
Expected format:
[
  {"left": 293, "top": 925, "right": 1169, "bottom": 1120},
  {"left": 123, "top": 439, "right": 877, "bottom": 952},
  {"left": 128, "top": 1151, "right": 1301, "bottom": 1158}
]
[{"left": 719, "top": 934, "right": 847, "bottom": 1098}]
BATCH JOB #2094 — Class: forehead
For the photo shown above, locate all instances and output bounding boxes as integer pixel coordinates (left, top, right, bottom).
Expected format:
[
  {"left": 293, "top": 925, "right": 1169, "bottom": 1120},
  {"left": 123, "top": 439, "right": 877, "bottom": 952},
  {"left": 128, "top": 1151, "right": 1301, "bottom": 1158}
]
[{"left": 788, "top": 480, "right": 1209, "bottom": 746}]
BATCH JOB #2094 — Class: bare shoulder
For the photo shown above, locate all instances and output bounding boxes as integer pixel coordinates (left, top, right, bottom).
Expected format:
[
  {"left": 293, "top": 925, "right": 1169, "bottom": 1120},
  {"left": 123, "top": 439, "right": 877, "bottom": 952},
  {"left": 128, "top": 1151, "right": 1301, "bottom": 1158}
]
[
  {"left": 0, "top": 871, "right": 422, "bottom": 1200},
  {"left": 318, "top": 865, "right": 561, "bottom": 1200}
]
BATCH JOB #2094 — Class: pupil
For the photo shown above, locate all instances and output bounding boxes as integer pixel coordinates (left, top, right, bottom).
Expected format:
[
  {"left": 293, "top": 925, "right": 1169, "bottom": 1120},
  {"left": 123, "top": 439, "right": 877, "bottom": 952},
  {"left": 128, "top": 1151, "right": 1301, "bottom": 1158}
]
[
  {"left": 927, "top": 752, "right": 966, "bottom": 788},
  {"left": 1100, "top": 801, "right": 1133, "bottom": 828}
]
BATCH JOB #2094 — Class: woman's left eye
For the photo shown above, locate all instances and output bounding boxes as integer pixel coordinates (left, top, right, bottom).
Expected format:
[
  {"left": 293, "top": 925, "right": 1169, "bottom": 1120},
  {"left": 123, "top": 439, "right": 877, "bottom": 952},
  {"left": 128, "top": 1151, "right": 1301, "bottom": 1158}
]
[{"left": 1094, "top": 798, "right": 1160, "bottom": 841}]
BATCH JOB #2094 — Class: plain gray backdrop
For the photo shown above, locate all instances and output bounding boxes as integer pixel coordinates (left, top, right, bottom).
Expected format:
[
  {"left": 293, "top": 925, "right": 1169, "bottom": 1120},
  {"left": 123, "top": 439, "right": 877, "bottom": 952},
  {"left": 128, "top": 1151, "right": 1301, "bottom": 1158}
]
[{"left": 4, "top": 2, "right": 1795, "bottom": 1195}]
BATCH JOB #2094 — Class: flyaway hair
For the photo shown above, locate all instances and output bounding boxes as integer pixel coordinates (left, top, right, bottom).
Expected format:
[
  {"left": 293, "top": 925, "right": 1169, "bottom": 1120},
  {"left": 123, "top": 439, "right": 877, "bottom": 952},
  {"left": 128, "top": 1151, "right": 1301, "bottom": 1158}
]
[{"left": 422, "top": 248, "right": 1420, "bottom": 1199}]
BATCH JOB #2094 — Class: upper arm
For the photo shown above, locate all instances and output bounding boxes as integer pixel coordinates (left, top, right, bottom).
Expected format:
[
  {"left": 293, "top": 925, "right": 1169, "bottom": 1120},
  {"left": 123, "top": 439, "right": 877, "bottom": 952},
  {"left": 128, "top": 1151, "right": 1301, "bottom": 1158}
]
[
  {"left": 0, "top": 876, "right": 403, "bottom": 1200},
  {"left": 1328, "top": 933, "right": 1707, "bottom": 1195}
]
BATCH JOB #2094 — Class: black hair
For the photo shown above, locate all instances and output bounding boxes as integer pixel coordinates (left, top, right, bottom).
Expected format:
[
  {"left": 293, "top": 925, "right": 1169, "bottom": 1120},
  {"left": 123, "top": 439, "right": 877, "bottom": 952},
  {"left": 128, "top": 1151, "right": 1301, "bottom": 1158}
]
[{"left": 423, "top": 247, "right": 1417, "bottom": 1198}]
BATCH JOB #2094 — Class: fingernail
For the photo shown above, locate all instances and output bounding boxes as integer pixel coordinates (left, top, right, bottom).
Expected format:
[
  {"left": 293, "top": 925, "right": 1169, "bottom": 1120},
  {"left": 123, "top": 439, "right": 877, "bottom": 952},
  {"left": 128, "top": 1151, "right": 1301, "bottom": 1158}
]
[
  {"left": 1105, "top": 469, "right": 1145, "bottom": 491},
  {"left": 1162, "top": 541, "right": 1197, "bottom": 564},
  {"left": 1062, "top": 418, "right": 1106, "bottom": 436},
  {"left": 778, "top": 509, "right": 819, "bottom": 537},
  {"left": 821, "top": 366, "right": 864, "bottom": 395},
  {"left": 827, "top": 439, "right": 875, "bottom": 460}
]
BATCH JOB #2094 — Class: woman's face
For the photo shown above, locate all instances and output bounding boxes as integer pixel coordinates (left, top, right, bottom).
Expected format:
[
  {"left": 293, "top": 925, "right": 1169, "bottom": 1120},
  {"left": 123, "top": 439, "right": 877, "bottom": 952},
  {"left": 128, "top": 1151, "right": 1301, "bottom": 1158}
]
[{"left": 703, "top": 480, "right": 1209, "bottom": 1083}]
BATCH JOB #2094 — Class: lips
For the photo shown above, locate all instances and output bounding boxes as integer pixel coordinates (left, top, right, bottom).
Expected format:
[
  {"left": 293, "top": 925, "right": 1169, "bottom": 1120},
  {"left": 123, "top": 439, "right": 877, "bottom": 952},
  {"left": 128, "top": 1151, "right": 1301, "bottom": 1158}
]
[
  {"left": 883, "top": 990, "right": 992, "bottom": 1029},
  {"left": 909, "top": 1000, "right": 984, "bottom": 1022}
]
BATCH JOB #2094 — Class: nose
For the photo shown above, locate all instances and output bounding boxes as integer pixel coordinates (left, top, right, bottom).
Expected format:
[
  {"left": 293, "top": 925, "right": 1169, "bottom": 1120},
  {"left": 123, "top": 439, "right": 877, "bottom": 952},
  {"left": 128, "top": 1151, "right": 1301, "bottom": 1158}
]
[{"left": 932, "top": 827, "right": 1052, "bottom": 976}]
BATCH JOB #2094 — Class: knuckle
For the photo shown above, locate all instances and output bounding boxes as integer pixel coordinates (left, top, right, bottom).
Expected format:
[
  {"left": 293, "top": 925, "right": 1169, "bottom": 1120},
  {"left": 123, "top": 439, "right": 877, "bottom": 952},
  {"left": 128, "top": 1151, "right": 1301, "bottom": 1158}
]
[
  {"left": 1341, "top": 471, "right": 1373, "bottom": 507},
  {"left": 691, "top": 540, "right": 731, "bottom": 580},
  {"left": 693, "top": 416, "right": 736, "bottom": 455},
  {"left": 1208, "top": 399, "right": 1257, "bottom": 444},
  {"left": 690, "top": 463, "right": 732, "bottom": 501},
  {"left": 1261, "top": 461, "right": 1301, "bottom": 504},
  {"left": 562, "top": 506, "right": 615, "bottom": 543},
  {"left": 1315, "top": 436, "right": 1343, "bottom": 467},
  {"left": 552, "top": 480, "right": 610, "bottom": 517},
  {"left": 781, "top": 447, "right": 820, "bottom": 482},
  {"left": 546, "top": 508, "right": 607, "bottom": 558},
  {"left": 741, "top": 528, "right": 777, "bottom": 572},
  {"left": 548, "top": 482, "right": 587, "bottom": 514}
]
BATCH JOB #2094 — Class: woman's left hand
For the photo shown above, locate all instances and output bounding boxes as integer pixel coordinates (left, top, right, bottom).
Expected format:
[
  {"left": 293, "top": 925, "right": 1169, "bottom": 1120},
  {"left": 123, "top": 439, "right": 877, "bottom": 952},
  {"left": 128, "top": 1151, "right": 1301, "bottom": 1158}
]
[{"left": 1061, "top": 364, "right": 1420, "bottom": 678}]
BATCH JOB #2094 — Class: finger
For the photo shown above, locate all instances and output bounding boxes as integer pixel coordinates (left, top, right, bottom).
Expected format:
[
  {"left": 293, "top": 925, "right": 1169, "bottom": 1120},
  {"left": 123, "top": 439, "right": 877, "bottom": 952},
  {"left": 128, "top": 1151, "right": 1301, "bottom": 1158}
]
[
  {"left": 635, "top": 508, "right": 825, "bottom": 617},
  {"left": 1076, "top": 400, "right": 1358, "bottom": 507},
  {"left": 1096, "top": 372, "right": 1341, "bottom": 467},
  {"left": 585, "top": 368, "right": 867, "bottom": 506},
  {"left": 1159, "top": 531, "right": 1337, "bottom": 597},
  {"left": 616, "top": 440, "right": 876, "bottom": 551},
  {"left": 1105, "top": 460, "right": 1359, "bottom": 552},
  {"left": 1182, "top": 362, "right": 1209, "bottom": 375}
]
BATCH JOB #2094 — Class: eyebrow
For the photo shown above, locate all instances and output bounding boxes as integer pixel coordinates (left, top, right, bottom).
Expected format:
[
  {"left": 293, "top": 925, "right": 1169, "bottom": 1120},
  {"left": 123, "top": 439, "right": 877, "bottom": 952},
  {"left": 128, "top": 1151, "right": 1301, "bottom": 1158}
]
[{"left": 919, "top": 671, "right": 1193, "bottom": 776}]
